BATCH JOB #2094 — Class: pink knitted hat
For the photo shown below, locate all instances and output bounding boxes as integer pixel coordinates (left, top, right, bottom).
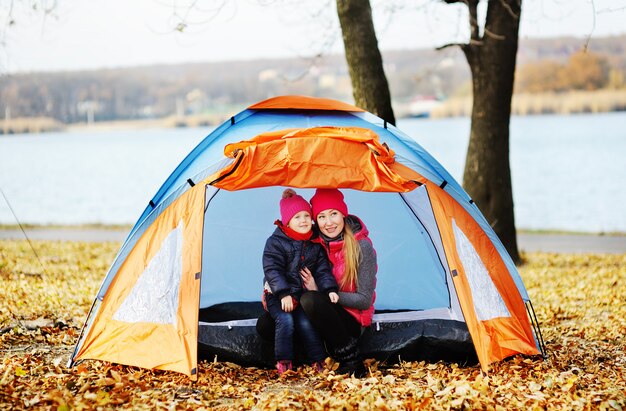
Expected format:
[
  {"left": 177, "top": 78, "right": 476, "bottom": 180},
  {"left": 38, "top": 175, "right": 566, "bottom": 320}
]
[
  {"left": 280, "top": 189, "right": 311, "bottom": 225},
  {"left": 310, "top": 188, "right": 348, "bottom": 220}
]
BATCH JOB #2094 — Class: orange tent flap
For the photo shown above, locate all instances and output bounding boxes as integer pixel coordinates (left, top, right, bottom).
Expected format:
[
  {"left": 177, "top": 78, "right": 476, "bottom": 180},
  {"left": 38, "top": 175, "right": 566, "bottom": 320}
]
[
  {"left": 74, "top": 185, "right": 205, "bottom": 378},
  {"left": 248, "top": 95, "right": 364, "bottom": 112},
  {"left": 211, "top": 126, "right": 427, "bottom": 192},
  {"left": 427, "top": 182, "right": 539, "bottom": 371},
  {"left": 224, "top": 127, "right": 396, "bottom": 162}
]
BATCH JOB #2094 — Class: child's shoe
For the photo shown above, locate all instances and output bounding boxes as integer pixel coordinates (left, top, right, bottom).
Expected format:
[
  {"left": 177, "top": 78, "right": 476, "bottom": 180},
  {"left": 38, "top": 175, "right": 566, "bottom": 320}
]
[{"left": 276, "top": 360, "right": 292, "bottom": 375}]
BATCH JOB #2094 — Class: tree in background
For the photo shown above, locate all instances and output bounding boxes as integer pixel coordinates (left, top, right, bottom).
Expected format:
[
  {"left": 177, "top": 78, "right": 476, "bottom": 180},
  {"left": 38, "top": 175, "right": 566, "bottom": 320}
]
[
  {"left": 562, "top": 50, "right": 611, "bottom": 90},
  {"left": 336, "top": 0, "right": 396, "bottom": 125},
  {"left": 515, "top": 61, "right": 563, "bottom": 93},
  {"left": 336, "top": 0, "right": 525, "bottom": 262},
  {"left": 441, "top": 0, "right": 522, "bottom": 263},
  {"left": 516, "top": 50, "right": 613, "bottom": 92}
]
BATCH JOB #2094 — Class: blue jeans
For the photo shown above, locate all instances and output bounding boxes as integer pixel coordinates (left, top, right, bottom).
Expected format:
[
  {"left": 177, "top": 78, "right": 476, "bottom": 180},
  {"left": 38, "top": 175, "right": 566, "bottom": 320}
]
[{"left": 265, "top": 293, "right": 326, "bottom": 362}]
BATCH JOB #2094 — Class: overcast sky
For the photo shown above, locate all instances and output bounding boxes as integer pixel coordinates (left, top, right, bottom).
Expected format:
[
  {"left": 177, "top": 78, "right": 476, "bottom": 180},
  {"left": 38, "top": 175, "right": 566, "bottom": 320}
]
[{"left": 2, "top": 0, "right": 626, "bottom": 74}]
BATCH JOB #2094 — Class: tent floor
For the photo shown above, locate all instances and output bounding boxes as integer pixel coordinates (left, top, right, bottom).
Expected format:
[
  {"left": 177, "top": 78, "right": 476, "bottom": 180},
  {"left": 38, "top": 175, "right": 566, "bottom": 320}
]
[{"left": 197, "top": 303, "right": 478, "bottom": 368}]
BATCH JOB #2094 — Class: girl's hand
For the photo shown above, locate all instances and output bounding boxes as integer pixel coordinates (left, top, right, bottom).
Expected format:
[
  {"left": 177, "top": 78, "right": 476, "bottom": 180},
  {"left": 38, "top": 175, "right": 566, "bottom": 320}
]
[
  {"left": 300, "top": 267, "right": 318, "bottom": 291},
  {"left": 328, "top": 292, "right": 339, "bottom": 303},
  {"left": 281, "top": 295, "right": 294, "bottom": 312}
]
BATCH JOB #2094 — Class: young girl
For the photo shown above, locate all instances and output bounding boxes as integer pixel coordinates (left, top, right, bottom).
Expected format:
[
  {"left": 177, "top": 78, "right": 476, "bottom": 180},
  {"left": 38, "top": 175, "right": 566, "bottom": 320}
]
[{"left": 262, "top": 189, "right": 339, "bottom": 374}]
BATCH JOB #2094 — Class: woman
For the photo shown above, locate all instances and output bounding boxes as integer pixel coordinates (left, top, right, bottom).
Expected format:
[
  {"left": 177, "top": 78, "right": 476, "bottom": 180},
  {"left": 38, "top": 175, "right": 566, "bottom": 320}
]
[
  {"left": 298, "top": 188, "right": 377, "bottom": 377},
  {"left": 257, "top": 188, "right": 377, "bottom": 377}
]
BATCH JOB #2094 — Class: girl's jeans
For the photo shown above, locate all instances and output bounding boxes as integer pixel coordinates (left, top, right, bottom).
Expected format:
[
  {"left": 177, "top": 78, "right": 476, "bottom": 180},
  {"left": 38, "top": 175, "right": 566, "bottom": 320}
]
[{"left": 265, "top": 293, "right": 326, "bottom": 362}]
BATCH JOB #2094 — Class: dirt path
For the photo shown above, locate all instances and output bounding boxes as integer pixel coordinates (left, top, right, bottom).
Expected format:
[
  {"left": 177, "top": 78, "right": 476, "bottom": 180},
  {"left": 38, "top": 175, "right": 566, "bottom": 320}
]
[{"left": 1, "top": 228, "right": 624, "bottom": 254}]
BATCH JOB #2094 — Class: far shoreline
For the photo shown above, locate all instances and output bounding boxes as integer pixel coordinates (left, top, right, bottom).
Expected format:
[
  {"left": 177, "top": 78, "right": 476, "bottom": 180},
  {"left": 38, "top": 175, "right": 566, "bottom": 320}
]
[{"left": 2, "top": 89, "right": 626, "bottom": 135}]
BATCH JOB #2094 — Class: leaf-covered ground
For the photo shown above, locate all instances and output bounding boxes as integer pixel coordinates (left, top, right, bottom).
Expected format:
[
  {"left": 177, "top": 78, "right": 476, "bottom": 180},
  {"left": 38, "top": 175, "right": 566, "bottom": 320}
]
[{"left": 1, "top": 240, "right": 624, "bottom": 410}]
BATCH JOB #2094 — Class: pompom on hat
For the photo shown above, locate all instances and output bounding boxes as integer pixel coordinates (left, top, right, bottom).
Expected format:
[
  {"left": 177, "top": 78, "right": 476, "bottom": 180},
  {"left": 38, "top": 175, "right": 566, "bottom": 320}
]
[
  {"left": 310, "top": 188, "right": 349, "bottom": 220},
  {"left": 280, "top": 189, "right": 311, "bottom": 225}
]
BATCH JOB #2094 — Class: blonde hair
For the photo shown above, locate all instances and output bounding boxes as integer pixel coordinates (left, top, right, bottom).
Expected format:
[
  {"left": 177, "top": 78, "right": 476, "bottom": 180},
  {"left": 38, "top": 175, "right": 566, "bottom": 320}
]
[{"left": 340, "top": 222, "right": 361, "bottom": 289}]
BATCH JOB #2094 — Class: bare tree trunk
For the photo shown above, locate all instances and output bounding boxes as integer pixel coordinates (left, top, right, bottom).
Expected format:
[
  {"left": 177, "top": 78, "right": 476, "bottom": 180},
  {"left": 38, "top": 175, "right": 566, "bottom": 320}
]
[
  {"left": 336, "top": 0, "right": 395, "bottom": 125},
  {"left": 456, "top": 0, "right": 522, "bottom": 263}
]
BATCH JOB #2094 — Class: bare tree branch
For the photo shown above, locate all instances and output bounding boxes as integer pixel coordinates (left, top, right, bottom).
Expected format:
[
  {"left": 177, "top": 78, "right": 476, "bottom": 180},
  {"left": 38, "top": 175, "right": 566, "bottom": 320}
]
[
  {"left": 436, "top": 39, "right": 481, "bottom": 51},
  {"left": 436, "top": 42, "right": 466, "bottom": 50},
  {"left": 467, "top": 0, "right": 479, "bottom": 41},
  {"left": 583, "top": 0, "right": 597, "bottom": 52},
  {"left": 161, "top": 0, "right": 230, "bottom": 34},
  {"left": 498, "top": 0, "right": 520, "bottom": 19},
  {"left": 436, "top": 39, "right": 478, "bottom": 64},
  {"left": 597, "top": 4, "right": 626, "bottom": 13},
  {"left": 159, "top": 0, "right": 341, "bottom": 85},
  {"left": 440, "top": 0, "right": 479, "bottom": 39},
  {"left": 1, "top": 0, "right": 59, "bottom": 73},
  {"left": 484, "top": 27, "right": 506, "bottom": 40}
]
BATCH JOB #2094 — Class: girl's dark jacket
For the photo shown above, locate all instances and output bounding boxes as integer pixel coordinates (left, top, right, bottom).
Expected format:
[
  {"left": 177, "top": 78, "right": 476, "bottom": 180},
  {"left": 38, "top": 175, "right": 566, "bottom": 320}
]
[{"left": 263, "top": 227, "right": 338, "bottom": 300}]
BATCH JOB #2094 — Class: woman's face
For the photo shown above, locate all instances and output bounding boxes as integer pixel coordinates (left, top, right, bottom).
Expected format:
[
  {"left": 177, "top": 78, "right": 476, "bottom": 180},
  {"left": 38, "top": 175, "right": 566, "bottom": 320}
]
[{"left": 316, "top": 209, "right": 345, "bottom": 239}]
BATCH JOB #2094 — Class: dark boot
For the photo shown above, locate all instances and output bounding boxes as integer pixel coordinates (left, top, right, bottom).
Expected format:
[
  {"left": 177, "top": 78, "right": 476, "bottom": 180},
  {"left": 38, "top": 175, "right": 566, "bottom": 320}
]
[{"left": 333, "top": 338, "right": 367, "bottom": 378}]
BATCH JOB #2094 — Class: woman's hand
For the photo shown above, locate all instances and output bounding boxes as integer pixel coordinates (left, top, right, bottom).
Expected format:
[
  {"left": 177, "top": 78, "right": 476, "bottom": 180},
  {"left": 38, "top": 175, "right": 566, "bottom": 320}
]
[
  {"left": 281, "top": 295, "right": 294, "bottom": 312},
  {"left": 300, "top": 267, "right": 318, "bottom": 291},
  {"left": 328, "top": 292, "right": 339, "bottom": 304}
]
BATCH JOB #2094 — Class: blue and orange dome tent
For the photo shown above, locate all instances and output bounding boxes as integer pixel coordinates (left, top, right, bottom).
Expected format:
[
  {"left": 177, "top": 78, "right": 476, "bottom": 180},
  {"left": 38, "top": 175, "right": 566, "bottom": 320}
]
[{"left": 69, "top": 96, "right": 545, "bottom": 379}]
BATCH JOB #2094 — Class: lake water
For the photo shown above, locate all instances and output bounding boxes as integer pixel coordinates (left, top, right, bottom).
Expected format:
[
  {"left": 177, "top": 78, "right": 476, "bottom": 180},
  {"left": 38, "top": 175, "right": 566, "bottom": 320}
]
[{"left": 0, "top": 112, "right": 624, "bottom": 233}]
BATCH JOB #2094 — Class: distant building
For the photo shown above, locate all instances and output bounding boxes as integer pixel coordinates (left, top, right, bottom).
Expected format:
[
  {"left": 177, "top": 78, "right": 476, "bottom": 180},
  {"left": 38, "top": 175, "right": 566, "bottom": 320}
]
[
  {"left": 407, "top": 95, "right": 443, "bottom": 118},
  {"left": 185, "top": 88, "right": 209, "bottom": 115},
  {"left": 258, "top": 69, "right": 279, "bottom": 82}
]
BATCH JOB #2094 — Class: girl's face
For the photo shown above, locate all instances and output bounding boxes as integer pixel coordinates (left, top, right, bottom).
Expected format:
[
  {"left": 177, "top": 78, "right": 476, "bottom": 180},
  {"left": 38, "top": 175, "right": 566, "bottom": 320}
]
[
  {"left": 287, "top": 210, "right": 313, "bottom": 234},
  {"left": 316, "top": 209, "right": 345, "bottom": 239}
]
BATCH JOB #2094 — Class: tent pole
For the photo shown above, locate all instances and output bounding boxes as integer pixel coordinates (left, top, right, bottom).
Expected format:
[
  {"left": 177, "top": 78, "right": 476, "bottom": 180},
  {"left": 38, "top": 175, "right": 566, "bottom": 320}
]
[
  {"left": 525, "top": 300, "right": 548, "bottom": 359},
  {"left": 67, "top": 298, "right": 97, "bottom": 368}
]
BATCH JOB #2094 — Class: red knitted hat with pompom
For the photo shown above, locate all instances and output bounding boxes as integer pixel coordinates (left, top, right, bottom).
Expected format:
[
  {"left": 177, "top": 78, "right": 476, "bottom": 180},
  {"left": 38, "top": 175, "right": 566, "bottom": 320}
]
[{"left": 280, "top": 189, "right": 311, "bottom": 225}]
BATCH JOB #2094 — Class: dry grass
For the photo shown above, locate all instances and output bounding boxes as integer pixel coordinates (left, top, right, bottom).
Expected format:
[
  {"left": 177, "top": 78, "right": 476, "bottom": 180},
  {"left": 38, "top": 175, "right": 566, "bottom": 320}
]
[
  {"left": 0, "top": 117, "right": 64, "bottom": 134},
  {"left": 1, "top": 240, "right": 624, "bottom": 410},
  {"left": 431, "top": 89, "right": 626, "bottom": 118},
  {"left": 1, "top": 113, "right": 229, "bottom": 136}
]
